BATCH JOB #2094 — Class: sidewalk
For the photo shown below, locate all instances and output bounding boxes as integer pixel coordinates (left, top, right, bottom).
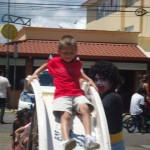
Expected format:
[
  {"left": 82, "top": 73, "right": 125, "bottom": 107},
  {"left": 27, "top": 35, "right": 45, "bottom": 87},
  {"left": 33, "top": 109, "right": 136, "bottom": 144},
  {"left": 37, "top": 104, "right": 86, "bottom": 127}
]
[
  {"left": 126, "top": 146, "right": 148, "bottom": 150},
  {"left": 0, "top": 111, "right": 16, "bottom": 150},
  {"left": 5, "top": 108, "right": 17, "bottom": 113}
]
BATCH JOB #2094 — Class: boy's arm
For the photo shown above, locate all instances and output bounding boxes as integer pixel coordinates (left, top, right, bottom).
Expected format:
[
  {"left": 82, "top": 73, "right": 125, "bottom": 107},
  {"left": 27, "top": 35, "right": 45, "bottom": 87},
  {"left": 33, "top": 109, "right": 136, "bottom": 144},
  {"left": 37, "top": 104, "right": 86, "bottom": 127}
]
[
  {"left": 33, "top": 63, "right": 47, "bottom": 76},
  {"left": 29, "top": 63, "right": 47, "bottom": 81},
  {"left": 81, "top": 71, "right": 98, "bottom": 91}
]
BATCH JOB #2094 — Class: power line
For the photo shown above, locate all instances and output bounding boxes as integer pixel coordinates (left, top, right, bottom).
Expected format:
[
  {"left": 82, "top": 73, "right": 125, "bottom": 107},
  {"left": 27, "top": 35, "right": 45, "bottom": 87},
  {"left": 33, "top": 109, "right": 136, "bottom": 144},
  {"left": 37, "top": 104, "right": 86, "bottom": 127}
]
[
  {"left": 0, "top": 2, "right": 149, "bottom": 21},
  {"left": 0, "top": 2, "right": 150, "bottom": 8},
  {"left": 0, "top": 6, "right": 149, "bottom": 14}
]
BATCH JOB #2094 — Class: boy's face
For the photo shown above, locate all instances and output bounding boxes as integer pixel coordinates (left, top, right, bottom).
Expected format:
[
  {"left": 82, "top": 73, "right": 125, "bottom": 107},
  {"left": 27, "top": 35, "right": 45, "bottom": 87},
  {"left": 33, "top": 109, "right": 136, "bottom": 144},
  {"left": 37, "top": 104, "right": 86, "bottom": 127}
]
[{"left": 58, "top": 47, "right": 77, "bottom": 62}]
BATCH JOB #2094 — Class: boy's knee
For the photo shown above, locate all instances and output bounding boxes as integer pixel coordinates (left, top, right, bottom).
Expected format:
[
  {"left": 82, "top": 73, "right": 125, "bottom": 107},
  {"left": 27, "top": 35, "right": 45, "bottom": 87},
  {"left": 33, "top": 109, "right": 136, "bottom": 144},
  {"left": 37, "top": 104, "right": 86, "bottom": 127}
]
[
  {"left": 80, "top": 104, "right": 90, "bottom": 113},
  {"left": 61, "top": 112, "right": 71, "bottom": 120}
]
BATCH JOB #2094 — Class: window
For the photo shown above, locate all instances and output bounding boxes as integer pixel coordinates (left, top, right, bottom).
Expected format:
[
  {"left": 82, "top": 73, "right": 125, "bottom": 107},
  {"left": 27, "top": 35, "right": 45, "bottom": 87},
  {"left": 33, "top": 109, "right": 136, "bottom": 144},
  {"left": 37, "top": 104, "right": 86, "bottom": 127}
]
[
  {"left": 126, "top": 0, "right": 137, "bottom": 7},
  {"left": 112, "top": 0, "right": 120, "bottom": 12},
  {"left": 125, "top": 25, "right": 134, "bottom": 32},
  {"left": 96, "top": 0, "right": 120, "bottom": 19}
]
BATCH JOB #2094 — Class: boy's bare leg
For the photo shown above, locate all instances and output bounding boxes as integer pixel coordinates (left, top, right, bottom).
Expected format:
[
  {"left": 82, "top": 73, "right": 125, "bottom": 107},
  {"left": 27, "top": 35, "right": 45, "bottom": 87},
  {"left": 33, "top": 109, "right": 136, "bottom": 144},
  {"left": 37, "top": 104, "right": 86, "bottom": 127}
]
[
  {"left": 60, "top": 112, "right": 76, "bottom": 150},
  {"left": 60, "top": 112, "right": 71, "bottom": 140},
  {"left": 79, "top": 104, "right": 100, "bottom": 149},
  {"left": 79, "top": 104, "right": 91, "bottom": 135}
]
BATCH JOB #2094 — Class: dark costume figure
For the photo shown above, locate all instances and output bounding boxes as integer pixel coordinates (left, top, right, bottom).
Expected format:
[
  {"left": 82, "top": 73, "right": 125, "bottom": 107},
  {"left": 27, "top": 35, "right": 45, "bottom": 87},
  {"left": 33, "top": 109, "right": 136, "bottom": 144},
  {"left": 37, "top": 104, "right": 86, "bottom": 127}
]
[{"left": 89, "top": 60, "right": 125, "bottom": 150}]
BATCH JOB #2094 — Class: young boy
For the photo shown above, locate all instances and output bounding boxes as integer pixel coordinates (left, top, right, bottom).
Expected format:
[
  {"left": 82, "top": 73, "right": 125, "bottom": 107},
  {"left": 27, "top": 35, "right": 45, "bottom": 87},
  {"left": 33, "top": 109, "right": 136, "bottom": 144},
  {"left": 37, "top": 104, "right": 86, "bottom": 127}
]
[{"left": 30, "top": 35, "right": 100, "bottom": 150}]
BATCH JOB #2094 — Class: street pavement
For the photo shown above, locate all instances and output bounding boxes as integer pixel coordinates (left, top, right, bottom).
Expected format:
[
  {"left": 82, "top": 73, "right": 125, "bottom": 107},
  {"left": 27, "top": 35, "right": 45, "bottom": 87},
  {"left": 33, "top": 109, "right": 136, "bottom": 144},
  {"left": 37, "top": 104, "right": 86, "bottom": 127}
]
[
  {"left": 0, "top": 110, "right": 150, "bottom": 150},
  {"left": 124, "top": 130, "right": 150, "bottom": 150},
  {"left": 0, "top": 110, "right": 16, "bottom": 150}
]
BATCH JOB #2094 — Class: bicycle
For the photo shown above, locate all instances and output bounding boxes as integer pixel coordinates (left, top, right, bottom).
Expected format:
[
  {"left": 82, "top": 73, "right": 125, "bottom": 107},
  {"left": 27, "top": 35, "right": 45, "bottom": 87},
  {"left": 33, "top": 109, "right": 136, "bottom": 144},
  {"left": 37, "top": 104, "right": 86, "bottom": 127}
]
[
  {"left": 126, "top": 114, "right": 148, "bottom": 133},
  {"left": 122, "top": 113, "right": 130, "bottom": 129}
]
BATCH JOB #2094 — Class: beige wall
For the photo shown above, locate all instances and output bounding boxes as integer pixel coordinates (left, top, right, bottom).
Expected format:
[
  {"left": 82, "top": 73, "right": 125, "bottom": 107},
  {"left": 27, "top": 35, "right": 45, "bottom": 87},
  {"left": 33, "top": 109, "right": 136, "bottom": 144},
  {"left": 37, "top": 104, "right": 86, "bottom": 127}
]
[
  {"left": 87, "top": 0, "right": 142, "bottom": 32},
  {"left": 138, "top": 37, "right": 150, "bottom": 51},
  {"left": 14, "top": 27, "right": 139, "bottom": 44},
  {"left": 85, "top": 0, "right": 150, "bottom": 51},
  {"left": 87, "top": 11, "right": 122, "bottom": 31}
]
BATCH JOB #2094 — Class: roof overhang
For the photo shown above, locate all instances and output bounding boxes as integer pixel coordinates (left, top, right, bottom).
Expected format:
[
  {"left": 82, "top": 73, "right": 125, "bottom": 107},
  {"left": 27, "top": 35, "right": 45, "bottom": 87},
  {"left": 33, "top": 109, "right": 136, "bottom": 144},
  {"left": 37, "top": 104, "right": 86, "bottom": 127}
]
[
  {"left": 81, "top": 0, "right": 100, "bottom": 7},
  {"left": 0, "top": 40, "right": 149, "bottom": 62}
]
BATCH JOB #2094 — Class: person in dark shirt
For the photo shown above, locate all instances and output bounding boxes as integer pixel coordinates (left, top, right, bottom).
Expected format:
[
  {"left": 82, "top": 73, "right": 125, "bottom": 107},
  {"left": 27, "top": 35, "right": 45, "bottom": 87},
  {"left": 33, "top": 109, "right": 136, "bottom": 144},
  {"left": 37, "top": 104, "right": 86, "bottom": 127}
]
[
  {"left": 115, "top": 76, "right": 128, "bottom": 112},
  {"left": 89, "top": 60, "right": 125, "bottom": 150},
  {"left": 138, "top": 74, "right": 150, "bottom": 118},
  {"left": 138, "top": 74, "right": 150, "bottom": 103}
]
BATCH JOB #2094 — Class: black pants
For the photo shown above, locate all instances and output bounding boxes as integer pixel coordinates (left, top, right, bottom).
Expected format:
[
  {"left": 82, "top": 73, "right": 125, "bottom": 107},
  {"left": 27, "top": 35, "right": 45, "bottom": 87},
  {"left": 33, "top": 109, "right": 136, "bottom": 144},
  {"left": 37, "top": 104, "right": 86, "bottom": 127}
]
[{"left": 0, "top": 98, "right": 6, "bottom": 122}]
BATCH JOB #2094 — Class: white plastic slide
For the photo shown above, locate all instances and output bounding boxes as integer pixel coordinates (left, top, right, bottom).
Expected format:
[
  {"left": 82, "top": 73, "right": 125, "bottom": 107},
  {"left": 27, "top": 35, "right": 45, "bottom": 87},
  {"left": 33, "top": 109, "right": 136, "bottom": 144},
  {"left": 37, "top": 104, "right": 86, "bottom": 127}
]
[{"left": 28, "top": 79, "right": 111, "bottom": 150}]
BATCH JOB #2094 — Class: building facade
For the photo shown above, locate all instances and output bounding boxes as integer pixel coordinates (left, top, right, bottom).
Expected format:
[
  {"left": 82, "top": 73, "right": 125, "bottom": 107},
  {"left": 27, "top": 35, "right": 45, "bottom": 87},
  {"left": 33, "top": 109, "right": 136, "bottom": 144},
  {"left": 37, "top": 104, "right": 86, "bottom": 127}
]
[
  {"left": 0, "top": 27, "right": 149, "bottom": 111},
  {"left": 82, "top": 0, "right": 150, "bottom": 52}
]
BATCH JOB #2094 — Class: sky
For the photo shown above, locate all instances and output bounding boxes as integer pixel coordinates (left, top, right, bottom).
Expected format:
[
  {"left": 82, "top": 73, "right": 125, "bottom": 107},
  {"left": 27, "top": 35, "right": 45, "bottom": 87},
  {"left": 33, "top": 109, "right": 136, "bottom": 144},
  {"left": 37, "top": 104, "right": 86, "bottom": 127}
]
[{"left": 0, "top": 0, "right": 87, "bottom": 43}]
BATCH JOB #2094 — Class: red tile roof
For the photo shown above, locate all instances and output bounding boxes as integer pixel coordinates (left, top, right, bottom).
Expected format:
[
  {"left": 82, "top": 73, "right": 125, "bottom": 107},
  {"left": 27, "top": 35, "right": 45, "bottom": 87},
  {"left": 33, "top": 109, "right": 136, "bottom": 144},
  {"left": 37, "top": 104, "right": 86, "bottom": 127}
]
[{"left": 0, "top": 40, "right": 148, "bottom": 62}]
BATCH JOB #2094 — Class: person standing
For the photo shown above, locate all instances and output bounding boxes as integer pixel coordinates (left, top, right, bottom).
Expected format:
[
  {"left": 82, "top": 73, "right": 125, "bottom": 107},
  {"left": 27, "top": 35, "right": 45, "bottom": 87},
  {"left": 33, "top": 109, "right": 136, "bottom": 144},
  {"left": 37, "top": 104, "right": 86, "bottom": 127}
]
[
  {"left": 137, "top": 74, "right": 150, "bottom": 117},
  {"left": 130, "top": 91, "right": 145, "bottom": 116},
  {"left": 0, "top": 68, "right": 11, "bottom": 124},
  {"left": 89, "top": 60, "right": 125, "bottom": 150},
  {"left": 115, "top": 76, "right": 128, "bottom": 112},
  {"left": 138, "top": 74, "right": 150, "bottom": 104}
]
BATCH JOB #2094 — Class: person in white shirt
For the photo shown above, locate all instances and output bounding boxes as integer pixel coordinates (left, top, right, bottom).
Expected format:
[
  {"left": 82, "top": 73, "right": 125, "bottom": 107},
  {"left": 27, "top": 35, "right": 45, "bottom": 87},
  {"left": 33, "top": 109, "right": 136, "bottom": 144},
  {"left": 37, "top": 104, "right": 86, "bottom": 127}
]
[
  {"left": 130, "top": 91, "right": 145, "bottom": 116},
  {"left": 0, "top": 68, "right": 11, "bottom": 124}
]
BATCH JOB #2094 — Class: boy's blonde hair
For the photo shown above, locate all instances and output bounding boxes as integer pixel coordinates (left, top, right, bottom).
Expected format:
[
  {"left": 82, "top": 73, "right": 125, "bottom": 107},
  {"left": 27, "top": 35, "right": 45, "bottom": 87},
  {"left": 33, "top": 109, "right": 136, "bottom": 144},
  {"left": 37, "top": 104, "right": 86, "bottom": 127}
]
[{"left": 58, "top": 35, "right": 77, "bottom": 50}]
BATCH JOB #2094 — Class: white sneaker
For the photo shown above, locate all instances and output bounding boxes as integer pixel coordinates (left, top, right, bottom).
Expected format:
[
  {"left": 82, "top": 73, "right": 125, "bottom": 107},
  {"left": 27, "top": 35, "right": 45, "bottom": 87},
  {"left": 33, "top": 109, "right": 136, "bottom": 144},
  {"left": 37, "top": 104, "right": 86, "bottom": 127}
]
[
  {"left": 85, "top": 135, "right": 100, "bottom": 150},
  {"left": 61, "top": 139, "right": 76, "bottom": 150}
]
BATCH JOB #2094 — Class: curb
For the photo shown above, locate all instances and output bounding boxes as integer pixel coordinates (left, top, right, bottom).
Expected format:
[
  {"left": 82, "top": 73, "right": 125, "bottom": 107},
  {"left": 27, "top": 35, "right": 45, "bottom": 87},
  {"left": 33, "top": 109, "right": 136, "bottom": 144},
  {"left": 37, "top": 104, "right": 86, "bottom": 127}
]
[{"left": 5, "top": 109, "right": 18, "bottom": 113}]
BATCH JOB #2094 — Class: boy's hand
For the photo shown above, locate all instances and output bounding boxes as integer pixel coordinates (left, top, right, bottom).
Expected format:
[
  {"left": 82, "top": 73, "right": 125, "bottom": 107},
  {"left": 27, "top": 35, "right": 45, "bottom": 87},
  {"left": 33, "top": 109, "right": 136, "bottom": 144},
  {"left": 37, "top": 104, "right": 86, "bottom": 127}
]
[
  {"left": 26, "top": 75, "right": 39, "bottom": 83},
  {"left": 88, "top": 79, "right": 98, "bottom": 91}
]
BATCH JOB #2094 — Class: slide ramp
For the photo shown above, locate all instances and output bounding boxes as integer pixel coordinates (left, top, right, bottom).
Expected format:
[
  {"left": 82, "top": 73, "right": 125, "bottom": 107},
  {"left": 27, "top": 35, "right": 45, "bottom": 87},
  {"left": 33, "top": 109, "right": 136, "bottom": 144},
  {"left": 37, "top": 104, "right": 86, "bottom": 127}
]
[{"left": 28, "top": 79, "right": 111, "bottom": 150}]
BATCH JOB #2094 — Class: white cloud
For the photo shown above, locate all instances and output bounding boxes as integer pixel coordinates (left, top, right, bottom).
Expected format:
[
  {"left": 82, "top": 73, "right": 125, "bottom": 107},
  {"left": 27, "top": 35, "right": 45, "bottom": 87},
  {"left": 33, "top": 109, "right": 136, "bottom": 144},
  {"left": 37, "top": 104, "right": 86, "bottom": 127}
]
[{"left": 0, "top": 0, "right": 86, "bottom": 43}]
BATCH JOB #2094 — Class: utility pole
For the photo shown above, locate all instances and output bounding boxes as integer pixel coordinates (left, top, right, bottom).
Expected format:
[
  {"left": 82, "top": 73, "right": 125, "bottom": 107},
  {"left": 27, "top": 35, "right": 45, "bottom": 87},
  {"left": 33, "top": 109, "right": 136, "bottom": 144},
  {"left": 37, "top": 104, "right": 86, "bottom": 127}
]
[
  {"left": 1, "top": 1, "right": 31, "bottom": 109},
  {"left": 5, "top": 0, "right": 10, "bottom": 79},
  {"left": 1, "top": 2, "right": 31, "bottom": 79}
]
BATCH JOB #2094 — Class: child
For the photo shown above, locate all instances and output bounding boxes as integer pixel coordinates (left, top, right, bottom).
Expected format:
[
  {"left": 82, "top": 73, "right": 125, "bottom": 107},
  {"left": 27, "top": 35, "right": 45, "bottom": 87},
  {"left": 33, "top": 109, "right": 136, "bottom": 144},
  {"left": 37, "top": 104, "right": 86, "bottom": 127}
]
[
  {"left": 30, "top": 35, "right": 100, "bottom": 150},
  {"left": 10, "top": 108, "right": 32, "bottom": 150},
  {"left": 15, "top": 122, "right": 31, "bottom": 150}
]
